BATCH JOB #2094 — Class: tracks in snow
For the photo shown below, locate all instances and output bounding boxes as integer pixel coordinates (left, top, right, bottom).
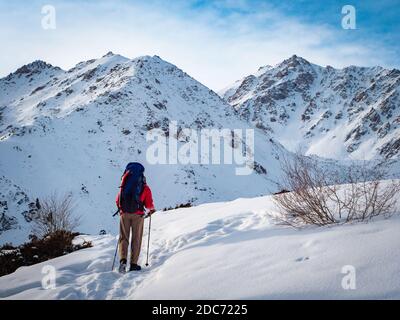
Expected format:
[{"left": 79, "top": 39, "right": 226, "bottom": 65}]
[{"left": 54, "top": 209, "right": 272, "bottom": 299}]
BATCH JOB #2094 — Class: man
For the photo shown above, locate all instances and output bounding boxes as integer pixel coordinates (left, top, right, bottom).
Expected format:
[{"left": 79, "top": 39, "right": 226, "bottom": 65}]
[{"left": 116, "top": 163, "right": 156, "bottom": 273}]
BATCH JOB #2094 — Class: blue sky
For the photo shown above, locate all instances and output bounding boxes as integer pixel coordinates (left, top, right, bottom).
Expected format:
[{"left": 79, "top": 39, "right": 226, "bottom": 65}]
[{"left": 0, "top": 0, "right": 399, "bottom": 90}]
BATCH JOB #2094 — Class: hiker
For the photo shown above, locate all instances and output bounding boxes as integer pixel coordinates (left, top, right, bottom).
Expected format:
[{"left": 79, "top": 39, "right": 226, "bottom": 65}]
[{"left": 116, "top": 162, "right": 156, "bottom": 273}]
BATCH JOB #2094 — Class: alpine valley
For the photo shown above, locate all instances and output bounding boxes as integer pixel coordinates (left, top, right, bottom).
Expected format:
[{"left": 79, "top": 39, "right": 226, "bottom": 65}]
[{"left": 0, "top": 53, "right": 399, "bottom": 244}]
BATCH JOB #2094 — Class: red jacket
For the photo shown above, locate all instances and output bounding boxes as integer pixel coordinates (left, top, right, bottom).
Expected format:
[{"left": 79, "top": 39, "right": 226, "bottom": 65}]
[{"left": 116, "top": 184, "right": 155, "bottom": 215}]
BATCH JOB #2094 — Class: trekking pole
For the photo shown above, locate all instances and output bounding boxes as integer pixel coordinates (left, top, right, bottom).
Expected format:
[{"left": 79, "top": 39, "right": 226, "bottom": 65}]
[
  {"left": 145, "top": 214, "right": 152, "bottom": 267},
  {"left": 111, "top": 239, "right": 119, "bottom": 271},
  {"left": 111, "top": 208, "right": 120, "bottom": 271}
]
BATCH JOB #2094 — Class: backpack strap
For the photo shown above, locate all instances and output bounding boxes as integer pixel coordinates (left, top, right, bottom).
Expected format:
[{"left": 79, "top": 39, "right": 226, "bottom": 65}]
[
  {"left": 117, "top": 171, "right": 131, "bottom": 211},
  {"left": 135, "top": 173, "right": 145, "bottom": 211}
]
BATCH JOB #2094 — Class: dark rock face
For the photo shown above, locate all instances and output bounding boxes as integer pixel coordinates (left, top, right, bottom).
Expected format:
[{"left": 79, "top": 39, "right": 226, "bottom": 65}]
[
  {"left": 0, "top": 176, "right": 35, "bottom": 234},
  {"left": 380, "top": 138, "right": 400, "bottom": 158},
  {"left": 0, "top": 211, "right": 18, "bottom": 233},
  {"left": 5, "top": 61, "right": 60, "bottom": 81}
]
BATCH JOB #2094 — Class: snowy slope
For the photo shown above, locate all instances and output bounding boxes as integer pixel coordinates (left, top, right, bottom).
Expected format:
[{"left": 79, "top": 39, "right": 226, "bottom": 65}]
[
  {"left": 220, "top": 55, "right": 400, "bottom": 160},
  {"left": 0, "top": 53, "right": 286, "bottom": 244},
  {"left": 0, "top": 187, "right": 399, "bottom": 300}
]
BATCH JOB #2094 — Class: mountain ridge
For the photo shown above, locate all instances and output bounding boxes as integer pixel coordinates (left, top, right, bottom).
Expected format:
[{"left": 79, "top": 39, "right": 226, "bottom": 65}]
[
  {"left": 0, "top": 52, "right": 286, "bottom": 244},
  {"left": 220, "top": 54, "right": 400, "bottom": 160}
]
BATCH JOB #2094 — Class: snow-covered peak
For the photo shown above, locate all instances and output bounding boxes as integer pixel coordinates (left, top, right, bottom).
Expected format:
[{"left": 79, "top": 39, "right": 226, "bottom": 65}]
[
  {"left": 66, "top": 52, "right": 129, "bottom": 74},
  {"left": 102, "top": 51, "right": 116, "bottom": 58},
  {"left": 0, "top": 60, "right": 64, "bottom": 108},
  {"left": 2, "top": 60, "right": 62, "bottom": 84},
  {"left": 276, "top": 54, "right": 311, "bottom": 68},
  {"left": 8, "top": 60, "right": 61, "bottom": 78},
  {"left": 0, "top": 53, "right": 287, "bottom": 244},
  {"left": 130, "top": 54, "right": 189, "bottom": 77},
  {"left": 221, "top": 56, "right": 400, "bottom": 160}
]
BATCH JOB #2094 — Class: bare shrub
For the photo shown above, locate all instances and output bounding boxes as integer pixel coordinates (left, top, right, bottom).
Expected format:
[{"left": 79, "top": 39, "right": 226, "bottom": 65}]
[
  {"left": 32, "top": 193, "right": 81, "bottom": 238},
  {"left": 273, "top": 154, "right": 400, "bottom": 227},
  {"left": 0, "top": 230, "right": 92, "bottom": 277},
  {"left": 162, "top": 202, "right": 192, "bottom": 211}
]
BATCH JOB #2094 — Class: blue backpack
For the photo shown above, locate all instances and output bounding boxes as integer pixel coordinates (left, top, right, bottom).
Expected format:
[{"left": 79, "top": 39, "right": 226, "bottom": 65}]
[{"left": 117, "top": 162, "right": 145, "bottom": 213}]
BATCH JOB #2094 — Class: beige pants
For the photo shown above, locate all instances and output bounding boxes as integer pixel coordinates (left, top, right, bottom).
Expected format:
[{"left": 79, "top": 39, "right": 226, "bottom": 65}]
[{"left": 118, "top": 214, "right": 144, "bottom": 264}]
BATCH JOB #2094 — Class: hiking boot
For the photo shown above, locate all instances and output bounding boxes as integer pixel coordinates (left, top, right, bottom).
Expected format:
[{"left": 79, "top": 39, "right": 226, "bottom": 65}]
[
  {"left": 129, "top": 263, "right": 141, "bottom": 271},
  {"left": 119, "top": 259, "right": 127, "bottom": 273}
]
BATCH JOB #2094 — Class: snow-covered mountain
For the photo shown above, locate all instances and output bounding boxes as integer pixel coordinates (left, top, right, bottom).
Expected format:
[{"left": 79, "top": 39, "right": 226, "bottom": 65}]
[
  {"left": 0, "top": 53, "right": 286, "bottom": 244},
  {"left": 1, "top": 54, "right": 399, "bottom": 299},
  {"left": 220, "top": 55, "right": 400, "bottom": 160}
]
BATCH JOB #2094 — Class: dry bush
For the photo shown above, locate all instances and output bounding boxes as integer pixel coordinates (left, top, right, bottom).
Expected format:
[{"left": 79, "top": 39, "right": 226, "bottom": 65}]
[
  {"left": 162, "top": 202, "right": 192, "bottom": 211},
  {"left": 0, "top": 230, "right": 92, "bottom": 277},
  {"left": 273, "top": 154, "right": 400, "bottom": 227},
  {"left": 32, "top": 193, "right": 81, "bottom": 238}
]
